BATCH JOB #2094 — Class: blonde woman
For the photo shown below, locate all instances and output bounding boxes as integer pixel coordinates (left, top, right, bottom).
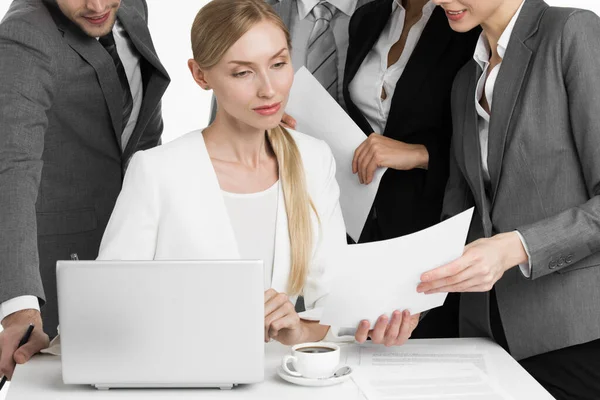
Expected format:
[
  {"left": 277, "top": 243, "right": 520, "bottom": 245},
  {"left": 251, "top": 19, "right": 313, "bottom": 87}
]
[{"left": 98, "top": 0, "right": 412, "bottom": 346}]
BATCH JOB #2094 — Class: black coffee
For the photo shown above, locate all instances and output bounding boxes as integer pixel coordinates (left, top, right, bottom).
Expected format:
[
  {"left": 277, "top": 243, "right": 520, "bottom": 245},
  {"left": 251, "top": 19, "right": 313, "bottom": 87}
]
[{"left": 297, "top": 346, "right": 335, "bottom": 354}]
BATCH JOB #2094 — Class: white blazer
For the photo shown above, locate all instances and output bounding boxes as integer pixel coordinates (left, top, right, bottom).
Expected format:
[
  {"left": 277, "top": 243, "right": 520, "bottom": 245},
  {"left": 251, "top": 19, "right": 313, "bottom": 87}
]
[{"left": 98, "top": 129, "right": 347, "bottom": 310}]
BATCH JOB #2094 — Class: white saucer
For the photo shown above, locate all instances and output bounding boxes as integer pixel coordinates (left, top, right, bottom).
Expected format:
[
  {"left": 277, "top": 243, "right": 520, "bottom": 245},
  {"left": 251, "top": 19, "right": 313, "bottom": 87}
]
[{"left": 276, "top": 365, "right": 353, "bottom": 387}]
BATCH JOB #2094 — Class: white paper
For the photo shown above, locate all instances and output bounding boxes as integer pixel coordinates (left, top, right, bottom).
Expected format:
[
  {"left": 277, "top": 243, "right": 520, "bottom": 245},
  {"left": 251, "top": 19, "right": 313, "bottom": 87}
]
[
  {"left": 352, "top": 364, "right": 512, "bottom": 400},
  {"left": 351, "top": 344, "right": 513, "bottom": 400},
  {"left": 320, "top": 208, "right": 474, "bottom": 328},
  {"left": 286, "top": 67, "right": 386, "bottom": 242},
  {"left": 355, "top": 344, "right": 490, "bottom": 374}
]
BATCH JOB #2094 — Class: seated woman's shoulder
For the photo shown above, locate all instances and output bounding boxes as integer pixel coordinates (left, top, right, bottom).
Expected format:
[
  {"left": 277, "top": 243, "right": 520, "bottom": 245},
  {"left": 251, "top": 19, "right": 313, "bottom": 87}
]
[{"left": 285, "top": 128, "right": 332, "bottom": 157}]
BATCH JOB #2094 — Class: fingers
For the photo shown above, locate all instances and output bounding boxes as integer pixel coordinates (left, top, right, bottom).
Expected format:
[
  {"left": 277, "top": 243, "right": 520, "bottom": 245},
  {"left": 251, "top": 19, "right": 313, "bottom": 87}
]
[
  {"left": 267, "top": 312, "right": 299, "bottom": 340},
  {"left": 264, "top": 291, "right": 290, "bottom": 316},
  {"left": 13, "top": 332, "right": 49, "bottom": 365},
  {"left": 420, "top": 255, "right": 470, "bottom": 285},
  {"left": 264, "top": 291, "right": 298, "bottom": 342},
  {"left": 354, "top": 320, "right": 371, "bottom": 343},
  {"left": 369, "top": 315, "right": 389, "bottom": 344},
  {"left": 418, "top": 263, "right": 477, "bottom": 293},
  {"left": 0, "top": 333, "right": 18, "bottom": 380},
  {"left": 395, "top": 311, "right": 413, "bottom": 345},
  {"left": 352, "top": 139, "right": 368, "bottom": 175},
  {"left": 383, "top": 310, "right": 403, "bottom": 347},
  {"left": 280, "top": 113, "right": 296, "bottom": 130}
]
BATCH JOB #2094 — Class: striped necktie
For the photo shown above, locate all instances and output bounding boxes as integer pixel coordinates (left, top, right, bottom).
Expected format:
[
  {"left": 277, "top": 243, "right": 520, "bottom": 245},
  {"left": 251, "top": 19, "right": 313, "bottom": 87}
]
[
  {"left": 306, "top": 1, "right": 338, "bottom": 99},
  {"left": 99, "top": 31, "right": 133, "bottom": 145}
]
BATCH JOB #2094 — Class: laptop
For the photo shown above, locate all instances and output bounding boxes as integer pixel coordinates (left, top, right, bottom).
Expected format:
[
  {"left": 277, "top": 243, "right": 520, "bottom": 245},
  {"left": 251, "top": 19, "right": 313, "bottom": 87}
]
[{"left": 56, "top": 260, "right": 264, "bottom": 390}]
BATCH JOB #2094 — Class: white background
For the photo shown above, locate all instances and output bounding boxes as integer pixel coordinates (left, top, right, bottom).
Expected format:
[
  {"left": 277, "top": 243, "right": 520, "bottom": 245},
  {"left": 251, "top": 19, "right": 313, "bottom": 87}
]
[{"left": 0, "top": 0, "right": 599, "bottom": 398}]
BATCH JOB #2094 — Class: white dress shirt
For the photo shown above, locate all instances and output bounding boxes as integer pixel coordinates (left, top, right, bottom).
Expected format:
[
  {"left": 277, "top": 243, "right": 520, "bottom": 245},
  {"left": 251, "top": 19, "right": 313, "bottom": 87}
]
[
  {"left": 284, "top": 0, "right": 363, "bottom": 108},
  {"left": 0, "top": 19, "right": 143, "bottom": 323},
  {"left": 349, "top": 1, "right": 435, "bottom": 134},
  {"left": 113, "top": 18, "right": 144, "bottom": 152},
  {"left": 222, "top": 182, "right": 279, "bottom": 289},
  {"left": 472, "top": 0, "right": 532, "bottom": 276}
]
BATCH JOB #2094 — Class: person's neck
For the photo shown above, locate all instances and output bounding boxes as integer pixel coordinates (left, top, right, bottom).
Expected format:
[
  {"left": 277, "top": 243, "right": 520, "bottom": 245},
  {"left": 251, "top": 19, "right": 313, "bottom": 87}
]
[
  {"left": 402, "top": 0, "right": 429, "bottom": 16},
  {"left": 204, "top": 113, "right": 272, "bottom": 169},
  {"left": 482, "top": 0, "right": 524, "bottom": 60}
]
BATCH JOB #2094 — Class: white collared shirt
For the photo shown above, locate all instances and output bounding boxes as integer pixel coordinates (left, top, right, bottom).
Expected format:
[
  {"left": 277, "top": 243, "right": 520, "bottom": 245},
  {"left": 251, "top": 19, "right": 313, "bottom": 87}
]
[
  {"left": 472, "top": 0, "right": 532, "bottom": 276},
  {"left": 0, "top": 19, "right": 144, "bottom": 324},
  {"left": 282, "top": 0, "right": 364, "bottom": 108},
  {"left": 113, "top": 18, "right": 144, "bottom": 152},
  {"left": 349, "top": 1, "right": 436, "bottom": 134}
]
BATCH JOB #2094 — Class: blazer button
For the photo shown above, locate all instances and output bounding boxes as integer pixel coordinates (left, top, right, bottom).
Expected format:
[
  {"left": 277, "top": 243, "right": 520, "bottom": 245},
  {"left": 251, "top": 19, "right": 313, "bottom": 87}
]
[
  {"left": 566, "top": 254, "right": 574, "bottom": 264},
  {"left": 549, "top": 260, "right": 557, "bottom": 269}
]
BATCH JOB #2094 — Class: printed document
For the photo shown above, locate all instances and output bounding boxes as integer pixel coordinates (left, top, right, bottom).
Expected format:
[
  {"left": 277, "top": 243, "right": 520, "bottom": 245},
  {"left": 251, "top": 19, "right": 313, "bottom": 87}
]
[
  {"left": 286, "top": 67, "right": 386, "bottom": 242},
  {"left": 320, "top": 208, "right": 474, "bottom": 328},
  {"left": 350, "top": 344, "right": 511, "bottom": 400}
]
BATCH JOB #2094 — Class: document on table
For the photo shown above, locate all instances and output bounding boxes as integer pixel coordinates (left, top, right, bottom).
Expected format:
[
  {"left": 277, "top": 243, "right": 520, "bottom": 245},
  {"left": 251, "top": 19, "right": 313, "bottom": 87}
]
[
  {"left": 286, "top": 67, "right": 386, "bottom": 242},
  {"left": 352, "top": 364, "right": 512, "bottom": 400},
  {"left": 351, "top": 345, "right": 512, "bottom": 400},
  {"left": 320, "top": 208, "right": 474, "bottom": 328}
]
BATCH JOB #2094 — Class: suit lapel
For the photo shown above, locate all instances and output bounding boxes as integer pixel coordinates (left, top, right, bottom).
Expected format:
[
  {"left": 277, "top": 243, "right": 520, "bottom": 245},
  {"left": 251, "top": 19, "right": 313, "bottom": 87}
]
[
  {"left": 487, "top": 0, "right": 547, "bottom": 206},
  {"left": 462, "top": 62, "right": 493, "bottom": 237},
  {"left": 50, "top": 5, "right": 123, "bottom": 147},
  {"left": 383, "top": 6, "right": 452, "bottom": 138},
  {"left": 117, "top": 3, "right": 170, "bottom": 160}
]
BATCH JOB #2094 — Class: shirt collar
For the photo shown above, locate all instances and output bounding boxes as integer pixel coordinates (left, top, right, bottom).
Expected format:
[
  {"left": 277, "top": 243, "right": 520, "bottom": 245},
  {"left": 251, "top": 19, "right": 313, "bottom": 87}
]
[
  {"left": 294, "top": 0, "right": 358, "bottom": 20},
  {"left": 392, "top": 1, "right": 436, "bottom": 18},
  {"left": 472, "top": 0, "right": 525, "bottom": 67}
]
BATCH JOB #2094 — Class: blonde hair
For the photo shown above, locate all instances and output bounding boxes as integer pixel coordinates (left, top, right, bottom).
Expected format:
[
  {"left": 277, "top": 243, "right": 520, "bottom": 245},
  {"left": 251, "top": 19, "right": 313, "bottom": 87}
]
[{"left": 191, "top": 0, "right": 317, "bottom": 295}]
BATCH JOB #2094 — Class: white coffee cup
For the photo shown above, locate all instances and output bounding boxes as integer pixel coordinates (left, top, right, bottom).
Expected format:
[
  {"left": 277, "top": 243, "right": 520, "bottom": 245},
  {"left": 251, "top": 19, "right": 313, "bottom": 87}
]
[{"left": 281, "top": 342, "right": 341, "bottom": 379}]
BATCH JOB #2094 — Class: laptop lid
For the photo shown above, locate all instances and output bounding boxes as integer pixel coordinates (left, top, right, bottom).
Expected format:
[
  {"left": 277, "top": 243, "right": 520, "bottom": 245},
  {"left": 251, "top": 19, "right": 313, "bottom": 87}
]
[{"left": 56, "top": 260, "right": 264, "bottom": 388}]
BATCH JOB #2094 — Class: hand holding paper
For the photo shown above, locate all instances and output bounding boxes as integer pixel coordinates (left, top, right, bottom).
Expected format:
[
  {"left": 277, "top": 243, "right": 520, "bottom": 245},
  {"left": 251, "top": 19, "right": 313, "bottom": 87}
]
[{"left": 320, "top": 208, "right": 474, "bottom": 329}]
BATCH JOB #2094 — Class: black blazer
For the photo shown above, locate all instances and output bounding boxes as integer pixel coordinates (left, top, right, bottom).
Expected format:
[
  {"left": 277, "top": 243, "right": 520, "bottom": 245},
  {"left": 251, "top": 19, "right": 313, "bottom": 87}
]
[{"left": 344, "top": 0, "right": 479, "bottom": 242}]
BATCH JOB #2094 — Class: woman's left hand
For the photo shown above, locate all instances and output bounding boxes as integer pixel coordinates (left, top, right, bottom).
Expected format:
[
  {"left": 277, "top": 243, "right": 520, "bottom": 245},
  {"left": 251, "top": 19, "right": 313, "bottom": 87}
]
[
  {"left": 352, "top": 134, "right": 429, "bottom": 185},
  {"left": 264, "top": 289, "right": 304, "bottom": 345},
  {"left": 417, "top": 232, "right": 529, "bottom": 294},
  {"left": 354, "top": 310, "right": 420, "bottom": 347}
]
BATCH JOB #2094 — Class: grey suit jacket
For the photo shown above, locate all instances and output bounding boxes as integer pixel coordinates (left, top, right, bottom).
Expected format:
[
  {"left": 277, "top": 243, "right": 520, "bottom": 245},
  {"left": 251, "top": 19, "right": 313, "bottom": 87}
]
[
  {"left": 443, "top": 0, "right": 600, "bottom": 360},
  {"left": 0, "top": 0, "right": 170, "bottom": 335}
]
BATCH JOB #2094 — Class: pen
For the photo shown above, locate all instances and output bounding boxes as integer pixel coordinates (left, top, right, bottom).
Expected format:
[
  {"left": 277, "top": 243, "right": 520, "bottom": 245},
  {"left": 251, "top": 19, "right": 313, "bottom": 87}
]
[{"left": 0, "top": 324, "right": 35, "bottom": 391}]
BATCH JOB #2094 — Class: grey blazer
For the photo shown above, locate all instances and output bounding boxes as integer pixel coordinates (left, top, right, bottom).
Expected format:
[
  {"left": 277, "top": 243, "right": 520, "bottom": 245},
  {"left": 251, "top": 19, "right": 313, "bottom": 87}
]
[
  {"left": 442, "top": 0, "right": 600, "bottom": 360},
  {"left": 0, "top": 0, "right": 169, "bottom": 335}
]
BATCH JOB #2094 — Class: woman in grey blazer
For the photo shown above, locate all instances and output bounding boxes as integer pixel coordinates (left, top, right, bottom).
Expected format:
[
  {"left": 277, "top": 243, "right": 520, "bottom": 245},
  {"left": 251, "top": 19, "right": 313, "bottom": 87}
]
[{"left": 416, "top": 0, "right": 600, "bottom": 398}]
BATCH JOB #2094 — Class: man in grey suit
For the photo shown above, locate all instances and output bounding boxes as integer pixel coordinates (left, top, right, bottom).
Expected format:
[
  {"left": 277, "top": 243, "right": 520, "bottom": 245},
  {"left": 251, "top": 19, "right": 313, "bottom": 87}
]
[
  {"left": 420, "top": 0, "right": 600, "bottom": 397},
  {"left": 0, "top": 0, "right": 169, "bottom": 380}
]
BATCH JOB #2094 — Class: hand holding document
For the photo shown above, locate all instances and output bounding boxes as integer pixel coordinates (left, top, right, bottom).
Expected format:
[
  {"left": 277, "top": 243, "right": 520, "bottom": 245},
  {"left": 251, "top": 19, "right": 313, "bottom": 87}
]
[
  {"left": 320, "top": 208, "right": 474, "bottom": 328},
  {"left": 286, "top": 67, "right": 385, "bottom": 242}
]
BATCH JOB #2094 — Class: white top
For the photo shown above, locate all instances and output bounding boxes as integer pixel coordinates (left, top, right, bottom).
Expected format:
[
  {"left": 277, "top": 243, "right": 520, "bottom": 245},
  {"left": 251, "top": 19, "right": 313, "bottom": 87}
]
[
  {"left": 349, "top": 1, "right": 435, "bottom": 134},
  {"left": 97, "top": 128, "right": 347, "bottom": 315},
  {"left": 222, "top": 181, "right": 279, "bottom": 289},
  {"left": 0, "top": 19, "right": 143, "bottom": 323},
  {"left": 472, "top": 0, "right": 531, "bottom": 276},
  {"left": 283, "top": 0, "right": 364, "bottom": 108}
]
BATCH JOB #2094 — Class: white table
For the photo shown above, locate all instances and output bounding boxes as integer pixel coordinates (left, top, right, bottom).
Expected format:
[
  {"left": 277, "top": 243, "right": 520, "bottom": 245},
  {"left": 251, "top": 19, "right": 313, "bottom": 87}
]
[{"left": 4, "top": 338, "right": 553, "bottom": 400}]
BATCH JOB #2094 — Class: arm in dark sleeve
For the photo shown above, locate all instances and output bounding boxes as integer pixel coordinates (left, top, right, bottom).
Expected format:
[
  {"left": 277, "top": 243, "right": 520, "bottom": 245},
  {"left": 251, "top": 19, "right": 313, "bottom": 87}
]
[{"left": 0, "top": 20, "right": 56, "bottom": 306}]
